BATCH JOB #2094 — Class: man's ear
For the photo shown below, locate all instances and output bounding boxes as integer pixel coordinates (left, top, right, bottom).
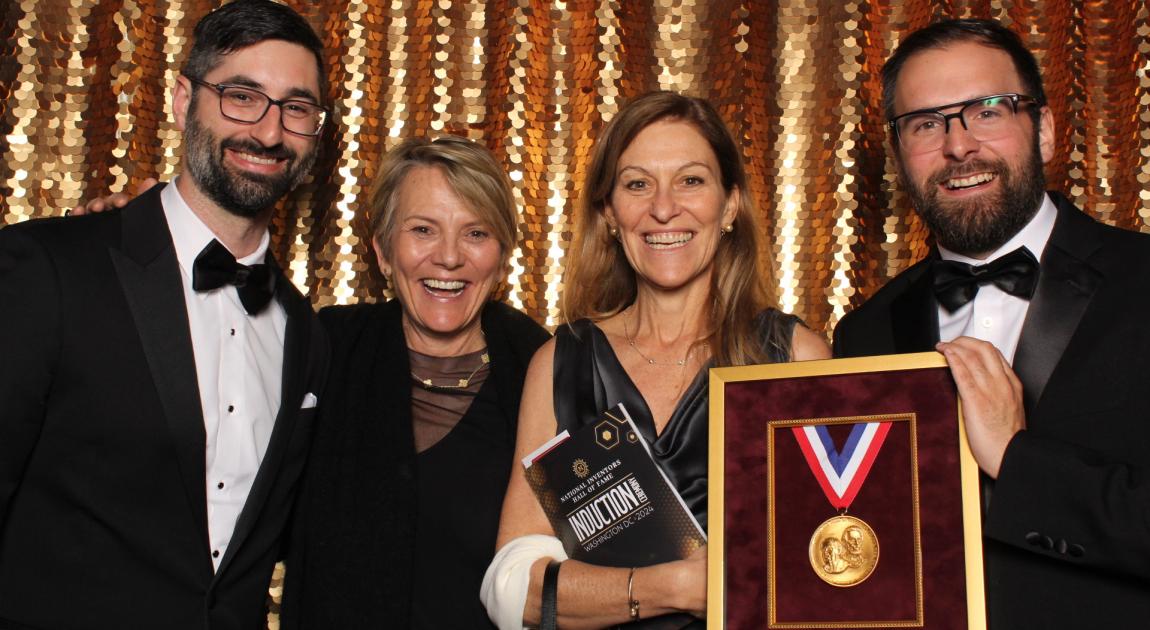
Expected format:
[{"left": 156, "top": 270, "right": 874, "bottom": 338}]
[
  {"left": 173, "top": 76, "right": 193, "bottom": 132},
  {"left": 887, "top": 132, "right": 905, "bottom": 171},
  {"left": 1037, "top": 105, "right": 1055, "bottom": 165}
]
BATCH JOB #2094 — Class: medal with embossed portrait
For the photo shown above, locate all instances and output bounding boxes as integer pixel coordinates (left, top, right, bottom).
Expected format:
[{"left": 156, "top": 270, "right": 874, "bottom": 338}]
[
  {"left": 808, "top": 514, "right": 880, "bottom": 587},
  {"left": 792, "top": 421, "right": 893, "bottom": 587}
]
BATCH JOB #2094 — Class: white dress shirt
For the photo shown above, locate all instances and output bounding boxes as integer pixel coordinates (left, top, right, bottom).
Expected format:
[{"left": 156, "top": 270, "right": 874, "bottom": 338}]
[
  {"left": 937, "top": 193, "right": 1058, "bottom": 364},
  {"left": 162, "top": 181, "right": 287, "bottom": 570}
]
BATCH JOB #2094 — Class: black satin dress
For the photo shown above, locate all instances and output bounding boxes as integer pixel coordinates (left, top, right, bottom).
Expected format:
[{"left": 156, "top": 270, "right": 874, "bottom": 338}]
[{"left": 550, "top": 311, "right": 797, "bottom": 628}]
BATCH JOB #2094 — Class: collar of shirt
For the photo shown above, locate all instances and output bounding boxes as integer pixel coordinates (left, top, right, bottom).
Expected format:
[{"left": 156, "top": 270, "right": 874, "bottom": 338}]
[
  {"left": 161, "top": 179, "right": 272, "bottom": 282},
  {"left": 937, "top": 192, "right": 1058, "bottom": 266},
  {"left": 935, "top": 193, "right": 1058, "bottom": 361}
]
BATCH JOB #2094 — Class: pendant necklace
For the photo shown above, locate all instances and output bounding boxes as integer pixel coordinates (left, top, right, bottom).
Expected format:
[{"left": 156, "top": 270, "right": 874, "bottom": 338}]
[
  {"left": 410, "top": 351, "right": 490, "bottom": 390},
  {"left": 623, "top": 310, "right": 695, "bottom": 367}
]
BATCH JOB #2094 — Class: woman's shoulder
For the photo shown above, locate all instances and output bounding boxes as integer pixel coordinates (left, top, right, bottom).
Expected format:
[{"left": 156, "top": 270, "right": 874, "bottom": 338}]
[
  {"left": 553, "top": 317, "right": 601, "bottom": 340},
  {"left": 790, "top": 324, "right": 832, "bottom": 361},
  {"left": 482, "top": 301, "right": 552, "bottom": 356},
  {"left": 318, "top": 298, "right": 398, "bottom": 324},
  {"left": 755, "top": 308, "right": 830, "bottom": 362},
  {"left": 483, "top": 300, "right": 548, "bottom": 334},
  {"left": 550, "top": 317, "right": 614, "bottom": 390},
  {"left": 318, "top": 300, "right": 403, "bottom": 347},
  {"left": 756, "top": 307, "right": 800, "bottom": 330}
]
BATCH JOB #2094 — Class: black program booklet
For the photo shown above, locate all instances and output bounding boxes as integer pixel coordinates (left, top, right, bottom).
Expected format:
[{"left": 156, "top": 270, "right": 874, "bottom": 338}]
[
  {"left": 523, "top": 402, "right": 705, "bottom": 565},
  {"left": 523, "top": 403, "right": 706, "bottom": 628}
]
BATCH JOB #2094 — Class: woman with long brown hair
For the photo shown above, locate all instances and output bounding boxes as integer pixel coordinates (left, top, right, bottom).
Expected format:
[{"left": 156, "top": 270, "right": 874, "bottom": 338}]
[{"left": 482, "top": 92, "right": 829, "bottom": 628}]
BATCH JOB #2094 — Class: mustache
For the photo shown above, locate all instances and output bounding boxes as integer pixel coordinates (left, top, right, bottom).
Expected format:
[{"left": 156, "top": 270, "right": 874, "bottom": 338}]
[
  {"left": 220, "top": 139, "right": 296, "bottom": 162},
  {"left": 927, "top": 159, "right": 1005, "bottom": 186}
]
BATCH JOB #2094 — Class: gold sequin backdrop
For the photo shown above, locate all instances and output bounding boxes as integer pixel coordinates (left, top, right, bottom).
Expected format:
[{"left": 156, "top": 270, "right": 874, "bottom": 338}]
[{"left": 3, "top": 0, "right": 1150, "bottom": 334}]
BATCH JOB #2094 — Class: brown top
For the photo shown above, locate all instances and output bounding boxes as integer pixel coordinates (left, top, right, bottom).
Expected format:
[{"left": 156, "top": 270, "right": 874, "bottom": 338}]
[{"left": 409, "top": 347, "right": 490, "bottom": 453}]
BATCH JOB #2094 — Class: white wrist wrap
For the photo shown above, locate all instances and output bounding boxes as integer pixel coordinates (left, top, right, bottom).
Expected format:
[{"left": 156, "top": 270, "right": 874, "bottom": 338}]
[{"left": 480, "top": 534, "right": 567, "bottom": 630}]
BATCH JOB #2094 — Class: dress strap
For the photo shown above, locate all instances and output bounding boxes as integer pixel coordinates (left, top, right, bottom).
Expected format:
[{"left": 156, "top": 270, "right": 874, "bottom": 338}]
[{"left": 760, "top": 308, "right": 801, "bottom": 363}]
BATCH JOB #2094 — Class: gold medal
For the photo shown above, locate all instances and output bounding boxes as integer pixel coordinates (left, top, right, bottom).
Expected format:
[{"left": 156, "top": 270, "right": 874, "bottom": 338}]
[{"left": 808, "top": 514, "right": 879, "bottom": 587}]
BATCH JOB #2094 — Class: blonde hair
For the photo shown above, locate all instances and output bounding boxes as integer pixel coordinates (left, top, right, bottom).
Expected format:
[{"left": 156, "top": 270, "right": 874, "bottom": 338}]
[
  {"left": 369, "top": 136, "right": 519, "bottom": 269},
  {"left": 562, "top": 91, "right": 780, "bottom": 367}
]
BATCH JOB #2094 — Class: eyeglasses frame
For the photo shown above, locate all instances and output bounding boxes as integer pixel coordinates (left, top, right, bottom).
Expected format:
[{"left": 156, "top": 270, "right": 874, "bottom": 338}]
[
  {"left": 182, "top": 74, "right": 329, "bottom": 137},
  {"left": 888, "top": 93, "right": 1039, "bottom": 152}
]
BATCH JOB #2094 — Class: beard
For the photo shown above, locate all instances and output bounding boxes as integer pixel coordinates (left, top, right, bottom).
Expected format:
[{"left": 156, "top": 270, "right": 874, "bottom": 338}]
[
  {"left": 183, "top": 113, "right": 317, "bottom": 218},
  {"left": 901, "top": 135, "right": 1046, "bottom": 257}
]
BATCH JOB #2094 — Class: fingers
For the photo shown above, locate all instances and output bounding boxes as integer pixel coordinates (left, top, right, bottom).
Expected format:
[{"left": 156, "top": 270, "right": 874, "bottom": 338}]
[
  {"left": 937, "top": 338, "right": 1017, "bottom": 392},
  {"left": 681, "top": 550, "right": 708, "bottom": 618},
  {"left": 68, "top": 178, "right": 156, "bottom": 218},
  {"left": 106, "top": 192, "right": 133, "bottom": 209},
  {"left": 936, "top": 337, "right": 1026, "bottom": 478},
  {"left": 134, "top": 177, "right": 158, "bottom": 196},
  {"left": 71, "top": 192, "right": 137, "bottom": 217},
  {"left": 69, "top": 199, "right": 101, "bottom": 216}
]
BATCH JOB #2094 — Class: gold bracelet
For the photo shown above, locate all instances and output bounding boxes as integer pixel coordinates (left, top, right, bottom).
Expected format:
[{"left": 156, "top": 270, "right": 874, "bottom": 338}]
[{"left": 627, "top": 567, "right": 640, "bottom": 622}]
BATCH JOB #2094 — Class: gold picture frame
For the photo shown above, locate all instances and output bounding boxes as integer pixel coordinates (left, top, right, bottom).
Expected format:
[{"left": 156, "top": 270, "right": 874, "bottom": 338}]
[{"left": 707, "top": 352, "right": 985, "bottom": 629}]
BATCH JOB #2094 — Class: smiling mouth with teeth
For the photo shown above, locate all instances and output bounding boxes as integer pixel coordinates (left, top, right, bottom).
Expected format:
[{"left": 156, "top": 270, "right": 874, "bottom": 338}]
[
  {"left": 644, "top": 232, "right": 694, "bottom": 249},
  {"left": 422, "top": 278, "right": 467, "bottom": 294},
  {"left": 945, "top": 172, "right": 996, "bottom": 190},
  {"left": 234, "top": 151, "right": 282, "bottom": 166}
]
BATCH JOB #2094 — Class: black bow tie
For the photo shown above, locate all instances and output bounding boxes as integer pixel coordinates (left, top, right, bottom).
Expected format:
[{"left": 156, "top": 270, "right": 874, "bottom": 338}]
[
  {"left": 932, "top": 246, "right": 1040, "bottom": 312},
  {"left": 192, "top": 239, "right": 276, "bottom": 315}
]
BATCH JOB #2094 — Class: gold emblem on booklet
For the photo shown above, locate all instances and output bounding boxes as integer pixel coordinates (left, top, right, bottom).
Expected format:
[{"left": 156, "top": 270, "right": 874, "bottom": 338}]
[
  {"left": 572, "top": 458, "right": 590, "bottom": 478},
  {"left": 808, "top": 514, "right": 879, "bottom": 587}
]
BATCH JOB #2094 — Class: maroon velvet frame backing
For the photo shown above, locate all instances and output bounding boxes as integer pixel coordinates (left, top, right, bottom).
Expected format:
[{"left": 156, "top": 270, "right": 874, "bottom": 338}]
[{"left": 714, "top": 363, "right": 975, "bottom": 629}]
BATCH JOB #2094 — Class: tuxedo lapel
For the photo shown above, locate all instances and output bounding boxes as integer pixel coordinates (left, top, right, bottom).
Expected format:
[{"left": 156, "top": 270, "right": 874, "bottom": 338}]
[
  {"left": 890, "top": 260, "right": 941, "bottom": 353},
  {"left": 109, "top": 185, "right": 210, "bottom": 549},
  {"left": 1012, "top": 194, "right": 1103, "bottom": 416},
  {"left": 215, "top": 269, "right": 315, "bottom": 577}
]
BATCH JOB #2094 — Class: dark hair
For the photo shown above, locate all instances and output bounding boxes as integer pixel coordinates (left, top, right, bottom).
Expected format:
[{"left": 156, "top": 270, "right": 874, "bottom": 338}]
[
  {"left": 182, "top": 0, "right": 325, "bottom": 94},
  {"left": 882, "top": 18, "right": 1045, "bottom": 122}
]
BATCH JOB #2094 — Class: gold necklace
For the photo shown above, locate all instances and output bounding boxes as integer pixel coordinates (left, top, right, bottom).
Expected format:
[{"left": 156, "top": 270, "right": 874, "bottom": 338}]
[
  {"left": 410, "top": 351, "right": 490, "bottom": 390},
  {"left": 623, "top": 312, "right": 695, "bottom": 367}
]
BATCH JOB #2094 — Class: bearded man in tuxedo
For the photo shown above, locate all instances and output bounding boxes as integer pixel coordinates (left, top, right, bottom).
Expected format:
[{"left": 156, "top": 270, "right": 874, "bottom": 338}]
[
  {"left": 0, "top": 2, "right": 329, "bottom": 628},
  {"left": 834, "top": 18, "right": 1150, "bottom": 628}
]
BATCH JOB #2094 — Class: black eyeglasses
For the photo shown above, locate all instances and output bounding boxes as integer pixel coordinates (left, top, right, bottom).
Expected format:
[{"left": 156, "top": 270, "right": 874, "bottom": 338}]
[
  {"left": 889, "top": 93, "right": 1038, "bottom": 154},
  {"left": 183, "top": 74, "right": 328, "bottom": 137}
]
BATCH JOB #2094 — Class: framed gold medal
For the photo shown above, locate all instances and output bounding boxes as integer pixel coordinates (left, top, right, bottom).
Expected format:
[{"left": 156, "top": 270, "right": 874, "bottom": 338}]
[{"left": 707, "top": 352, "right": 985, "bottom": 629}]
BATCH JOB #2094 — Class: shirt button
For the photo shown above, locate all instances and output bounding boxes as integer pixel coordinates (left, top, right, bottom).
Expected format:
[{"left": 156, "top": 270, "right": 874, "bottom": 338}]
[
  {"left": 981, "top": 317, "right": 993, "bottom": 328},
  {"left": 212, "top": 550, "right": 220, "bottom": 558},
  {"left": 230, "top": 328, "right": 236, "bottom": 336},
  {"left": 217, "top": 481, "right": 225, "bottom": 489},
  {"left": 227, "top": 405, "right": 235, "bottom": 413}
]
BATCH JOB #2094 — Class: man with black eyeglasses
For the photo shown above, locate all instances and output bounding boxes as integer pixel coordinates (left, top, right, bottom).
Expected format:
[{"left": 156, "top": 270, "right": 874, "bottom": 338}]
[
  {"left": 834, "top": 18, "right": 1150, "bottom": 628},
  {"left": 0, "top": 2, "right": 329, "bottom": 629}
]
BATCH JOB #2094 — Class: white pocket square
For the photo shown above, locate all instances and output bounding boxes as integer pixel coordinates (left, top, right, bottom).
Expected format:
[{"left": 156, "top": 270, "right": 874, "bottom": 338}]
[{"left": 301, "top": 393, "right": 318, "bottom": 409}]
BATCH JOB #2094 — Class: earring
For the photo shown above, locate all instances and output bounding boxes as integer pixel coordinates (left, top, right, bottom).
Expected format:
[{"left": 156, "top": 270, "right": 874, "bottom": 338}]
[
  {"left": 722, "top": 223, "right": 734, "bottom": 234},
  {"left": 608, "top": 226, "right": 619, "bottom": 237}
]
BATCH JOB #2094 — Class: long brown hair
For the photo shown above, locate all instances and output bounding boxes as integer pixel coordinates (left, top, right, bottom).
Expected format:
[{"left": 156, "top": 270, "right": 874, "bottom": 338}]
[{"left": 562, "top": 91, "right": 781, "bottom": 366}]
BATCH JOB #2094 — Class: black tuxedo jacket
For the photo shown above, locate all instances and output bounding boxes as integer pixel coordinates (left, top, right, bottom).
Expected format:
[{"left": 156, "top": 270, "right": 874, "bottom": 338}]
[
  {"left": 0, "top": 184, "right": 328, "bottom": 630},
  {"left": 834, "top": 192, "right": 1150, "bottom": 628}
]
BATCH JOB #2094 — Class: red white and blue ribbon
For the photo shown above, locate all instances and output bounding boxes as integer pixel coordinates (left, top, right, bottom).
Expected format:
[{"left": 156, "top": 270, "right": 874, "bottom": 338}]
[{"left": 792, "top": 422, "right": 892, "bottom": 510}]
